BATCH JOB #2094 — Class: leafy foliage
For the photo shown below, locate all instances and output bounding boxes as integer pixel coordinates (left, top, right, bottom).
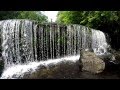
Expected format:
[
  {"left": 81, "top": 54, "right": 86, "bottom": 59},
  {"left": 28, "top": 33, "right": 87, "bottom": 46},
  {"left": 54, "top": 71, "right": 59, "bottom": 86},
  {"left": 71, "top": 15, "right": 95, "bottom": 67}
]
[
  {"left": 0, "top": 11, "right": 20, "bottom": 20},
  {"left": 0, "top": 11, "right": 48, "bottom": 23},
  {"left": 17, "top": 11, "right": 48, "bottom": 23},
  {"left": 56, "top": 11, "right": 120, "bottom": 29},
  {"left": 56, "top": 11, "right": 120, "bottom": 50}
]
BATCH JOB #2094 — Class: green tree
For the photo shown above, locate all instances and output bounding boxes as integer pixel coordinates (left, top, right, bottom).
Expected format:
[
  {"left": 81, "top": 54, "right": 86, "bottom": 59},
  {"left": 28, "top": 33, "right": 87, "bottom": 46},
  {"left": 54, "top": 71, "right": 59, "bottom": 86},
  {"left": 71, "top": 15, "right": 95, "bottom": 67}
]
[
  {"left": 0, "top": 11, "right": 20, "bottom": 20},
  {"left": 56, "top": 11, "right": 120, "bottom": 50},
  {"left": 17, "top": 11, "right": 48, "bottom": 23},
  {"left": 56, "top": 11, "right": 83, "bottom": 24},
  {"left": 0, "top": 11, "right": 48, "bottom": 23}
]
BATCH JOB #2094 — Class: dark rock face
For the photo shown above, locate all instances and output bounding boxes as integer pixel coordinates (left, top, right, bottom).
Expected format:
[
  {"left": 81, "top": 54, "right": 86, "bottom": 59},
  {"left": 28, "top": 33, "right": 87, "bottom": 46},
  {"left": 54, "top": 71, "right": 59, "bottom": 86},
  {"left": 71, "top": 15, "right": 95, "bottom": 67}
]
[
  {"left": 98, "top": 53, "right": 115, "bottom": 64},
  {"left": 0, "top": 57, "right": 4, "bottom": 76},
  {"left": 99, "top": 50, "right": 120, "bottom": 65},
  {"left": 112, "top": 51, "right": 120, "bottom": 64},
  {"left": 97, "top": 50, "right": 120, "bottom": 75}
]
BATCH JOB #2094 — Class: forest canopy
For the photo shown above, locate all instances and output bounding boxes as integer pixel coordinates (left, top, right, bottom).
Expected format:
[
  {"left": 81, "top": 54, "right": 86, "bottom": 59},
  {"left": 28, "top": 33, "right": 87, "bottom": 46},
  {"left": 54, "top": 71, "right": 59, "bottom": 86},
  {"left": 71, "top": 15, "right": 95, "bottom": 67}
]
[{"left": 0, "top": 11, "right": 48, "bottom": 23}]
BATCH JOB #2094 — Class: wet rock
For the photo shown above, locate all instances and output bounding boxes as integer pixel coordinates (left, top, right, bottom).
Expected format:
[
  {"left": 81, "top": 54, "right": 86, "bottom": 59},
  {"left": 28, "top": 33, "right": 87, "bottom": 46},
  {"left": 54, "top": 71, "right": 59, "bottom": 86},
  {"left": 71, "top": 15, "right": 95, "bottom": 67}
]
[
  {"left": 112, "top": 51, "right": 120, "bottom": 64},
  {"left": 100, "top": 50, "right": 120, "bottom": 65},
  {"left": 22, "top": 60, "right": 81, "bottom": 79},
  {"left": 81, "top": 51, "right": 105, "bottom": 74},
  {"left": 96, "top": 50, "right": 120, "bottom": 74},
  {"left": 98, "top": 53, "right": 115, "bottom": 64},
  {"left": 0, "top": 57, "right": 4, "bottom": 76}
]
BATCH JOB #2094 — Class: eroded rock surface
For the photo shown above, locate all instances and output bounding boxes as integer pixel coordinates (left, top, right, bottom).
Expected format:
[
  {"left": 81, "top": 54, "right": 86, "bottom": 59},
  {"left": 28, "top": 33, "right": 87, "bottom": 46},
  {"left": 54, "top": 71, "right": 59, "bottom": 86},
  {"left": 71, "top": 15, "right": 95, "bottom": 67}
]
[{"left": 81, "top": 51, "right": 105, "bottom": 74}]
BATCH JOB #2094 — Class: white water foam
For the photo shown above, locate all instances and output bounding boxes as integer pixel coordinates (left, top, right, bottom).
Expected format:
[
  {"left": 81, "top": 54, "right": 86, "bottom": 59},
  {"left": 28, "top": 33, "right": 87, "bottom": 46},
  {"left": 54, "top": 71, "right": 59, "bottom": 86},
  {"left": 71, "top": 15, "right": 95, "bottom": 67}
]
[{"left": 0, "top": 55, "right": 80, "bottom": 79}]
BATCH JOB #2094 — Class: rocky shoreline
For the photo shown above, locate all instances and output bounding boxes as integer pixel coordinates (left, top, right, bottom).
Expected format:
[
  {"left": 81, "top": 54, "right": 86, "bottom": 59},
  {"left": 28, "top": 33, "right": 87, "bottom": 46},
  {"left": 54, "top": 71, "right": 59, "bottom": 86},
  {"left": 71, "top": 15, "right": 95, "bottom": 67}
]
[{"left": 1, "top": 50, "right": 120, "bottom": 79}]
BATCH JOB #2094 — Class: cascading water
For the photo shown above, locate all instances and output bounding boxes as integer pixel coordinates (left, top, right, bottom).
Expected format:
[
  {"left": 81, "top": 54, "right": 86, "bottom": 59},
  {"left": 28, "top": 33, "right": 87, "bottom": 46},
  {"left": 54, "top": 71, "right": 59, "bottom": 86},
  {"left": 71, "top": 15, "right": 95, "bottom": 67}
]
[
  {"left": 0, "top": 20, "right": 38, "bottom": 68},
  {"left": 92, "top": 29, "right": 108, "bottom": 55},
  {"left": 0, "top": 19, "right": 109, "bottom": 79}
]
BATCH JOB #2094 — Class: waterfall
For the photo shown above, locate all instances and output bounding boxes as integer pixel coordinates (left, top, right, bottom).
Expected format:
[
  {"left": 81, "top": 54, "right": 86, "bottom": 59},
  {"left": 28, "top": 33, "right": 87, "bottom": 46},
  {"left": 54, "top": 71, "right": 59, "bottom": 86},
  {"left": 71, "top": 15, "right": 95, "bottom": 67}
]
[
  {"left": 0, "top": 20, "right": 38, "bottom": 68},
  {"left": 92, "top": 29, "right": 108, "bottom": 55},
  {"left": 0, "top": 19, "right": 110, "bottom": 78}
]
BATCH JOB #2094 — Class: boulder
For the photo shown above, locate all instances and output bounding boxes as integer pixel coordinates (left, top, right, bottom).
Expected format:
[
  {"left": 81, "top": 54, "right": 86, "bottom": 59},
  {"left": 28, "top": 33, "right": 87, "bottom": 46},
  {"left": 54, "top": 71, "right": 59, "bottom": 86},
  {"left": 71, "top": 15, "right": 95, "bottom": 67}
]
[{"left": 81, "top": 51, "right": 105, "bottom": 74}]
